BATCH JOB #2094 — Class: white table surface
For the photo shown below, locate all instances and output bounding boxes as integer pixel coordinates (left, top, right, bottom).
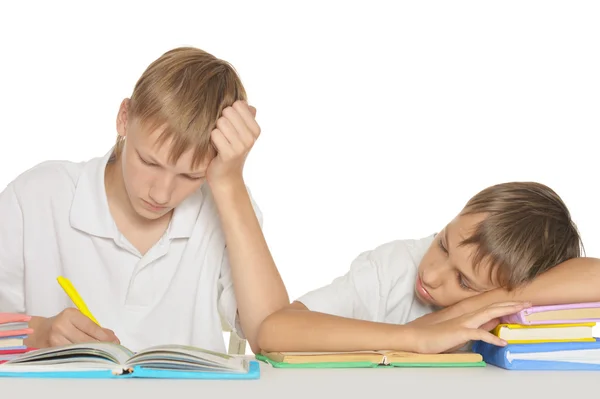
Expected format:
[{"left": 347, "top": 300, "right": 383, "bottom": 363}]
[{"left": 0, "top": 360, "right": 596, "bottom": 399}]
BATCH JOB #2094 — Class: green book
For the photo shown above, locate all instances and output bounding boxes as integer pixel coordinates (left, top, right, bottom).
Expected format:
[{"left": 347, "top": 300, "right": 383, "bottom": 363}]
[{"left": 256, "top": 350, "right": 486, "bottom": 368}]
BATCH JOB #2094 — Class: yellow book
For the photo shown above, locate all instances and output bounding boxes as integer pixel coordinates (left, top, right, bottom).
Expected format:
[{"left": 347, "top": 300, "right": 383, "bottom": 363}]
[{"left": 492, "top": 322, "right": 597, "bottom": 344}]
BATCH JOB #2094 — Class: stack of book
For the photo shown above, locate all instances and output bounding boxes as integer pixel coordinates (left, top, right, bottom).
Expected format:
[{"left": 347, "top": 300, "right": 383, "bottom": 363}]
[
  {"left": 473, "top": 302, "right": 600, "bottom": 370},
  {"left": 0, "top": 313, "right": 35, "bottom": 364}
]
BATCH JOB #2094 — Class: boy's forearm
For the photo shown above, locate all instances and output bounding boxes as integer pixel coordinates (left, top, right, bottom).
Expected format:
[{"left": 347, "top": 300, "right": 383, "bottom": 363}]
[
  {"left": 501, "top": 257, "right": 600, "bottom": 305},
  {"left": 257, "top": 305, "right": 415, "bottom": 353},
  {"left": 212, "top": 180, "right": 289, "bottom": 353}
]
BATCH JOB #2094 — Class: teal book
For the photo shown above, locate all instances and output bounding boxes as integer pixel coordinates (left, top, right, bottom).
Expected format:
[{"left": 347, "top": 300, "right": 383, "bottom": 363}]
[
  {"left": 257, "top": 349, "right": 485, "bottom": 368},
  {"left": 0, "top": 342, "right": 259, "bottom": 379}
]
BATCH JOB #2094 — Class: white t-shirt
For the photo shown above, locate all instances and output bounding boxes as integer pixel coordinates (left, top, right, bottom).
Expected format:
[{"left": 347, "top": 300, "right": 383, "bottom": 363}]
[
  {"left": 297, "top": 235, "right": 437, "bottom": 325},
  {"left": 0, "top": 150, "right": 259, "bottom": 352}
]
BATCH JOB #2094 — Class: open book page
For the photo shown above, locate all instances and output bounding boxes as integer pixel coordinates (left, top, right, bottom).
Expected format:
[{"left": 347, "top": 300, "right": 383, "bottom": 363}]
[
  {"left": 1, "top": 342, "right": 134, "bottom": 370},
  {"left": 263, "top": 350, "right": 483, "bottom": 365},
  {"left": 126, "top": 345, "right": 248, "bottom": 372}
]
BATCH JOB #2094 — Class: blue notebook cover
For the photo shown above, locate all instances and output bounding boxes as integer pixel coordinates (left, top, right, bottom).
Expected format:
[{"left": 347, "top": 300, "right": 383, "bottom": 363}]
[
  {"left": 0, "top": 360, "right": 260, "bottom": 379},
  {"left": 473, "top": 339, "right": 600, "bottom": 370}
]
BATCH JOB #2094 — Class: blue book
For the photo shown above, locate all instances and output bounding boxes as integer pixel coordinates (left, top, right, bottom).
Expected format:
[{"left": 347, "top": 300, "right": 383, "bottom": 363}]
[
  {"left": 473, "top": 338, "right": 600, "bottom": 370},
  {"left": 0, "top": 342, "right": 260, "bottom": 379}
]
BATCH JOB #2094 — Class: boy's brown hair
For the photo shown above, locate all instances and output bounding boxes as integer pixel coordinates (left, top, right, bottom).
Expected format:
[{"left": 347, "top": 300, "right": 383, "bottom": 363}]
[
  {"left": 459, "top": 182, "right": 583, "bottom": 290},
  {"left": 114, "top": 46, "right": 247, "bottom": 167}
]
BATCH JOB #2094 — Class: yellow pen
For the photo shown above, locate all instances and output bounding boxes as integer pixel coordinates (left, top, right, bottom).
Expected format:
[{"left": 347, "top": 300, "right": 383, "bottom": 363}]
[{"left": 56, "top": 276, "right": 101, "bottom": 326}]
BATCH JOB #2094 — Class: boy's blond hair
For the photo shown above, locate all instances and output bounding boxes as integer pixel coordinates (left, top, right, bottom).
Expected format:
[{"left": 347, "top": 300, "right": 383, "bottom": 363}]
[
  {"left": 460, "top": 182, "right": 583, "bottom": 290},
  {"left": 114, "top": 47, "right": 247, "bottom": 166}
]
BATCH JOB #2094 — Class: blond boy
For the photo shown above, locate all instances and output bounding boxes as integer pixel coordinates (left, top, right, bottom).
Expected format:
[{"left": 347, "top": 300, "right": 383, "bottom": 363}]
[{"left": 0, "top": 47, "right": 289, "bottom": 353}]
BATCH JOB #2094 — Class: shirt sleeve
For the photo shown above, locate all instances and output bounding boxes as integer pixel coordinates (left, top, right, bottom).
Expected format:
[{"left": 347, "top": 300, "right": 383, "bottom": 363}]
[
  {"left": 0, "top": 183, "right": 26, "bottom": 313},
  {"left": 216, "top": 188, "right": 264, "bottom": 340},
  {"left": 296, "top": 249, "right": 383, "bottom": 322},
  {"left": 217, "top": 250, "right": 245, "bottom": 339}
]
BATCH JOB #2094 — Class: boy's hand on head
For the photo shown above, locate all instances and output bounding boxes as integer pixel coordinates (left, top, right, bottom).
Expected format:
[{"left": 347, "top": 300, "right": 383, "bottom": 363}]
[
  {"left": 407, "top": 302, "right": 530, "bottom": 354},
  {"left": 207, "top": 100, "right": 260, "bottom": 190},
  {"left": 31, "top": 308, "right": 120, "bottom": 348}
]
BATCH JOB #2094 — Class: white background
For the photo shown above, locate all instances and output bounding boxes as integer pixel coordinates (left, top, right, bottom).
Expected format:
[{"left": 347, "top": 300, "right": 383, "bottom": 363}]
[{"left": 1, "top": 1, "right": 599, "bottom": 345}]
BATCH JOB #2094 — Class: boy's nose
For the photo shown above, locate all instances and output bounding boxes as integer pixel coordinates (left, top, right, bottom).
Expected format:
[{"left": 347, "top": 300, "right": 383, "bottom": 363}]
[
  {"left": 149, "top": 175, "right": 174, "bottom": 205},
  {"left": 422, "top": 266, "right": 443, "bottom": 289}
]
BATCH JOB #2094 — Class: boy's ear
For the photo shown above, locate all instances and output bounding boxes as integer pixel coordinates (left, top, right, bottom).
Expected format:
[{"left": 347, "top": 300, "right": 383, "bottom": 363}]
[{"left": 116, "top": 98, "right": 131, "bottom": 138}]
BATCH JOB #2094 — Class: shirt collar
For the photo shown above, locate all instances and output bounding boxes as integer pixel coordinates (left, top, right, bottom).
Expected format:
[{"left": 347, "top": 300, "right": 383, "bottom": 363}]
[
  {"left": 166, "top": 185, "right": 205, "bottom": 239},
  {"left": 69, "top": 150, "right": 117, "bottom": 238}
]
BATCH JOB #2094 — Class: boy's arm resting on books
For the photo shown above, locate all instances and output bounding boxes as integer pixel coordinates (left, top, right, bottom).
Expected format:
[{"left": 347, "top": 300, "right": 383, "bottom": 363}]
[
  {"left": 208, "top": 102, "right": 289, "bottom": 353},
  {"left": 410, "top": 257, "right": 600, "bottom": 326},
  {"left": 257, "top": 300, "right": 527, "bottom": 354},
  {"left": 257, "top": 301, "right": 413, "bottom": 352}
]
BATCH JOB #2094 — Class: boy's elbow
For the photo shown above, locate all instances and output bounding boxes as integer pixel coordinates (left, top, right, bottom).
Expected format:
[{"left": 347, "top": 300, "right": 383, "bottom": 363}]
[
  {"left": 256, "top": 301, "right": 309, "bottom": 353},
  {"left": 248, "top": 340, "right": 261, "bottom": 355},
  {"left": 255, "top": 309, "right": 283, "bottom": 353}
]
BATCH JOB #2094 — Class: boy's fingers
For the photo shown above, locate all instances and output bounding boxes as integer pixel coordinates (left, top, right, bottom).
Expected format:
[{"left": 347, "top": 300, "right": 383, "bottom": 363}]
[
  {"left": 216, "top": 115, "right": 250, "bottom": 151},
  {"left": 102, "top": 328, "right": 121, "bottom": 344},
  {"left": 479, "top": 318, "right": 501, "bottom": 332},
  {"left": 210, "top": 129, "right": 233, "bottom": 158},
  {"left": 64, "top": 325, "right": 99, "bottom": 344},
  {"left": 223, "top": 105, "right": 257, "bottom": 145},
  {"left": 232, "top": 101, "right": 260, "bottom": 137},
  {"left": 469, "top": 329, "right": 508, "bottom": 347},
  {"left": 70, "top": 313, "right": 112, "bottom": 342},
  {"left": 472, "top": 302, "right": 530, "bottom": 327}
]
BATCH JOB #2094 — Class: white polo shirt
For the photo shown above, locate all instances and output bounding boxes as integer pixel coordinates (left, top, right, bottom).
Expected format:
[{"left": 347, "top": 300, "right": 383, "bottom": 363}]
[
  {"left": 297, "top": 235, "right": 438, "bottom": 325},
  {"left": 0, "top": 149, "right": 259, "bottom": 353}
]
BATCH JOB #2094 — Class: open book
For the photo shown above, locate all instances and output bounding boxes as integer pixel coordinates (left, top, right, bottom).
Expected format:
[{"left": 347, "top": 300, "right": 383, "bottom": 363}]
[
  {"left": 0, "top": 342, "right": 259, "bottom": 379},
  {"left": 257, "top": 350, "right": 484, "bottom": 368}
]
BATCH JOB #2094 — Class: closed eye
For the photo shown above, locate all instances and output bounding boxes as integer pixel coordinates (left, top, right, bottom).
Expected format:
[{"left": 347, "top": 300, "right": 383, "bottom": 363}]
[
  {"left": 457, "top": 273, "right": 473, "bottom": 290},
  {"left": 183, "top": 175, "right": 204, "bottom": 181},
  {"left": 139, "top": 154, "right": 158, "bottom": 167},
  {"left": 438, "top": 237, "right": 448, "bottom": 254}
]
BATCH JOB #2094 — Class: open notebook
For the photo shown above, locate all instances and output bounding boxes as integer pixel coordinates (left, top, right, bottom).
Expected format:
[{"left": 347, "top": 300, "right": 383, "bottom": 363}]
[
  {"left": 0, "top": 342, "right": 259, "bottom": 379},
  {"left": 257, "top": 350, "right": 485, "bottom": 368}
]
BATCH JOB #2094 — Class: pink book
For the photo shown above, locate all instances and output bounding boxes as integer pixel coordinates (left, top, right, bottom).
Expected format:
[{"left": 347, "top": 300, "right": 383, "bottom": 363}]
[
  {"left": 0, "top": 313, "right": 32, "bottom": 337},
  {"left": 500, "top": 302, "right": 600, "bottom": 325},
  {"left": 0, "top": 313, "right": 31, "bottom": 325}
]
